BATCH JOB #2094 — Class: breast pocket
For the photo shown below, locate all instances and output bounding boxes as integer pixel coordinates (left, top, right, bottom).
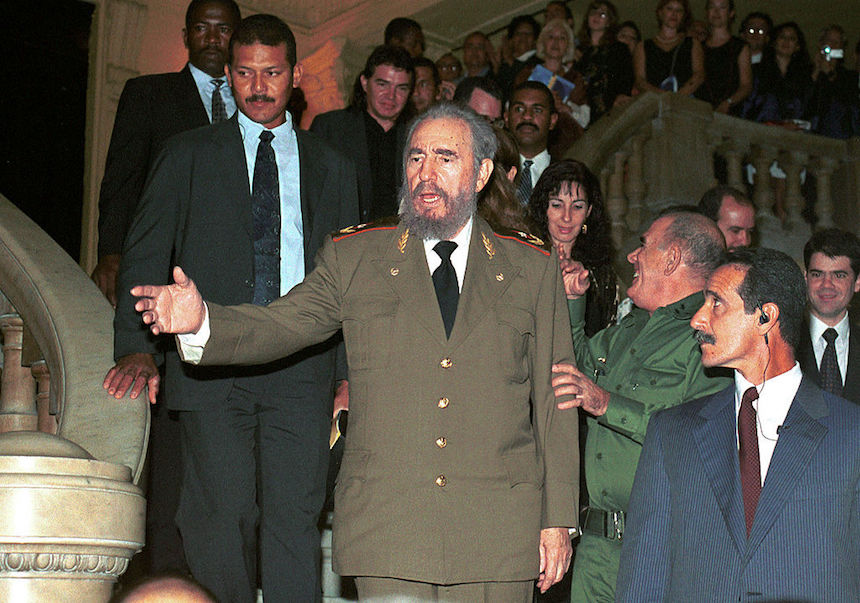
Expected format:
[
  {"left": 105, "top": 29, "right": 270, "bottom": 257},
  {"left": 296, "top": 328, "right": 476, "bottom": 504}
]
[
  {"left": 342, "top": 297, "right": 398, "bottom": 370},
  {"left": 495, "top": 304, "right": 535, "bottom": 383}
]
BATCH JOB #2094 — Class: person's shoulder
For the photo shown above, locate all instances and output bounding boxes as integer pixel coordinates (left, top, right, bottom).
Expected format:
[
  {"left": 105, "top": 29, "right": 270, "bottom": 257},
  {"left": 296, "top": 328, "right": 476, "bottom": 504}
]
[
  {"left": 161, "top": 119, "right": 236, "bottom": 154},
  {"left": 296, "top": 128, "right": 352, "bottom": 163},
  {"left": 488, "top": 226, "right": 550, "bottom": 257},
  {"left": 331, "top": 216, "right": 401, "bottom": 244},
  {"left": 311, "top": 107, "right": 359, "bottom": 128},
  {"left": 123, "top": 69, "right": 188, "bottom": 92}
]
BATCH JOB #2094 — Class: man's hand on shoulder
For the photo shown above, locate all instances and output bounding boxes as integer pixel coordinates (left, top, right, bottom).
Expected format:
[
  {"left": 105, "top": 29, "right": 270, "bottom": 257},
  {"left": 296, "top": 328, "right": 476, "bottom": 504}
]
[
  {"left": 132, "top": 266, "right": 205, "bottom": 336},
  {"left": 91, "top": 254, "right": 122, "bottom": 308},
  {"left": 103, "top": 353, "right": 159, "bottom": 404},
  {"left": 552, "top": 363, "right": 610, "bottom": 415},
  {"left": 537, "top": 527, "right": 572, "bottom": 593}
]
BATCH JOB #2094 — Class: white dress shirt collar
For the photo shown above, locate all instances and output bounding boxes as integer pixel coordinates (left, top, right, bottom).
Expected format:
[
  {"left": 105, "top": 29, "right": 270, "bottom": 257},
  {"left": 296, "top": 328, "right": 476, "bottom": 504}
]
[
  {"left": 734, "top": 363, "right": 803, "bottom": 484},
  {"left": 423, "top": 217, "right": 473, "bottom": 293},
  {"left": 809, "top": 312, "right": 850, "bottom": 383}
]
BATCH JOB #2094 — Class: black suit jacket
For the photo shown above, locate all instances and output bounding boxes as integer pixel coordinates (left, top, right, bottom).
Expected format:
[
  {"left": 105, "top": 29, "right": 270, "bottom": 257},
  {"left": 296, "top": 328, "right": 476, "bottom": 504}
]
[
  {"left": 310, "top": 106, "right": 407, "bottom": 223},
  {"left": 113, "top": 115, "right": 359, "bottom": 410},
  {"left": 98, "top": 65, "right": 211, "bottom": 257},
  {"left": 798, "top": 314, "right": 860, "bottom": 404}
]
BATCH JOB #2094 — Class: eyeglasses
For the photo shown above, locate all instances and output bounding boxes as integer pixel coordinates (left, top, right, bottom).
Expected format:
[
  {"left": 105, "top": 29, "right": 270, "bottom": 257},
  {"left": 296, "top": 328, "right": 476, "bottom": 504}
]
[
  {"left": 589, "top": 11, "right": 609, "bottom": 18},
  {"left": 746, "top": 27, "right": 767, "bottom": 36},
  {"left": 438, "top": 64, "right": 461, "bottom": 72}
]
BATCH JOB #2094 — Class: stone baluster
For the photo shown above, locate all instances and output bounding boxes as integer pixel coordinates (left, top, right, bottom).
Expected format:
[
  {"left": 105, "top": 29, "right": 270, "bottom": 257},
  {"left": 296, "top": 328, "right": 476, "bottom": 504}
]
[
  {"left": 780, "top": 150, "right": 808, "bottom": 228},
  {"left": 31, "top": 361, "right": 55, "bottom": 435},
  {"left": 624, "top": 131, "right": 649, "bottom": 232},
  {"left": 812, "top": 157, "right": 838, "bottom": 228},
  {"left": 606, "top": 150, "right": 630, "bottom": 248},
  {"left": 720, "top": 141, "right": 749, "bottom": 190},
  {"left": 751, "top": 145, "right": 778, "bottom": 217},
  {"left": 0, "top": 314, "right": 38, "bottom": 432}
]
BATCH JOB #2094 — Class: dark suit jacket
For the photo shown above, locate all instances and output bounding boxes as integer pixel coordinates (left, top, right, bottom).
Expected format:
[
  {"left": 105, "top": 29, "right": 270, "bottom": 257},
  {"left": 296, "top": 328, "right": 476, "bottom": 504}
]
[
  {"left": 98, "top": 65, "right": 211, "bottom": 257},
  {"left": 310, "top": 106, "right": 407, "bottom": 223},
  {"left": 798, "top": 314, "right": 860, "bottom": 404},
  {"left": 195, "top": 217, "right": 580, "bottom": 583},
  {"left": 113, "top": 115, "right": 359, "bottom": 411},
  {"left": 617, "top": 378, "right": 860, "bottom": 601}
]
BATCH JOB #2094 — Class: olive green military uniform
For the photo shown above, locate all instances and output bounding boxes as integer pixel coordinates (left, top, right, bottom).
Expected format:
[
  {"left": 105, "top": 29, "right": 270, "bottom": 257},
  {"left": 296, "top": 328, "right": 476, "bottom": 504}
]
[
  {"left": 567, "top": 292, "right": 731, "bottom": 602},
  {"left": 197, "top": 217, "right": 580, "bottom": 588}
]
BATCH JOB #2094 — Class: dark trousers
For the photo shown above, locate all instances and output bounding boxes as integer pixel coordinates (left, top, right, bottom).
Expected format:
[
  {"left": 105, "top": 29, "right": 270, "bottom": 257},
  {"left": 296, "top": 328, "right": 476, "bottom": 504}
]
[{"left": 176, "top": 359, "right": 332, "bottom": 603}]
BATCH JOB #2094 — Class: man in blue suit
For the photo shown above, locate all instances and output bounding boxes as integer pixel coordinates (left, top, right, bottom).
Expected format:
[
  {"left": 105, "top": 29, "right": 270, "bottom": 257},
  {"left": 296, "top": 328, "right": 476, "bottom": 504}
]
[{"left": 617, "top": 247, "right": 860, "bottom": 602}]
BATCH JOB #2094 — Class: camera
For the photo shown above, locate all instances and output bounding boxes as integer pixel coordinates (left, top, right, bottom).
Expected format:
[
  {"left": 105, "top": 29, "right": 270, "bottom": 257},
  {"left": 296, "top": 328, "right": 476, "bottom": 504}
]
[{"left": 822, "top": 46, "right": 844, "bottom": 61}]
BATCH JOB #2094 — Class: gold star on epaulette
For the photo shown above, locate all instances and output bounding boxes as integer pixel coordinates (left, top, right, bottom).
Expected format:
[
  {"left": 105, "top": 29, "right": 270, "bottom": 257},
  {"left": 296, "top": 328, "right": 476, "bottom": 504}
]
[
  {"left": 335, "top": 223, "right": 369, "bottom": 236},
  {"left": 482, "top": 232, "right": 495, "bottom": 259},
  {"left": 513, "top": 230, "right": 545, "bottom": 247}
]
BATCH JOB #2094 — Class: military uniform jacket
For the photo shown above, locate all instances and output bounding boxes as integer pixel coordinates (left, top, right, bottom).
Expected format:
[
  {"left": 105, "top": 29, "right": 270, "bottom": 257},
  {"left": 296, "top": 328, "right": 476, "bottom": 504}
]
[
  {"left": 198, "top": 217, "right": 580, "bottom": 583},
  {"left": 569, "top": 291, "right": 732, "bottom": 513}
]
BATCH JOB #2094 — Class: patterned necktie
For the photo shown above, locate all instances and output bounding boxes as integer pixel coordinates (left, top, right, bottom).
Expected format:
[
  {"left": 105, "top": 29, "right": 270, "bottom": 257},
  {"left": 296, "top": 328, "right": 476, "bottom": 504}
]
[
  {"left": 516, "top": 159, "right": 533, "bottom": 206},
  {"left": 211, "top": 78, "right": 228, "bottom": 123},
  {"left": 738, "top": 386, "right": 761, "bottom": 537},
  {"left": 432, "top": 241, "right": 459, "bottom": 338},
  {"left": 820, "top": 328, "right": 843, "bottom": 396},
  {"left": 252, "top": 130, "right": 280, "bottom": 306}
]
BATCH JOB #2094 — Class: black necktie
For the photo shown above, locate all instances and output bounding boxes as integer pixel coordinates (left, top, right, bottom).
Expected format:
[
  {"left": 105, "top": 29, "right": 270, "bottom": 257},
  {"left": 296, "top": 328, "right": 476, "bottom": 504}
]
[
  {"left": 252, "top": 130, "right": 280, "bottom": 306},
  {"left": 738, "top": 386, "right": 761, "bottom": 537},
  {"left": 432, "top": 241, "right": 459, "bottom": 338},
  {"left": 211, "top": 78, "right": 228, "bottom": 123},
  {"left": 820, "top": 328, "right": 843, "bottom": 396},
  {"left": 517, "top": 159, "right": 533, "bottom": 205}
]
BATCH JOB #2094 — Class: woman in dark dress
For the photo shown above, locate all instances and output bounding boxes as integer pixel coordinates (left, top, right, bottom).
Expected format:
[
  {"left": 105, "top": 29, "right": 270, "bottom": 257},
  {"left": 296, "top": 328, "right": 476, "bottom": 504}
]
[
  {"left": 574, "top": 1, "right": 634, "bottom": 122},
  {"left": 634, "top": 0, "right": 704, "bottom": 96},
  {"left": 695, "top": 0, "right": 752, "bottom": 114},
  {"left": 528, "top": 160, "right": 617, "bottom": 336}
]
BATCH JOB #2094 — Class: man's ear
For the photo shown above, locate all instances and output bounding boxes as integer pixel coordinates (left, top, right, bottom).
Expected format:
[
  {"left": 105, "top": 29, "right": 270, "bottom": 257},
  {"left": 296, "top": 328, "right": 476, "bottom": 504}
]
[
  {"left": 182, "top": 28, "right": 189, "bottom": 50},
  {"left": 549, "top": 111, "right": 558, "bottom": 131},
  {"left": 664, "top": 243, "right": 682, "bottom": 275},
  {"left": 292, "top": 62, "right": 304, "bottom": 88},
  {"left": 475, "top": 158, "right": 494, "bottom": 193}
]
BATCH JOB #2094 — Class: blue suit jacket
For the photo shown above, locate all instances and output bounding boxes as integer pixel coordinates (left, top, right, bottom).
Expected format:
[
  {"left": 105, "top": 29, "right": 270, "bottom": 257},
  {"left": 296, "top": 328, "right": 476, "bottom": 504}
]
[{"left": 617, "top": 378, "right": 860, "bottom": 602}]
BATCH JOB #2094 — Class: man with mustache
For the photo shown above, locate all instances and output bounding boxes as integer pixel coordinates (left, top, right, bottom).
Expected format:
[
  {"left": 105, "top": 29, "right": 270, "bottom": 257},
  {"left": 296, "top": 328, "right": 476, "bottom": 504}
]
[
  {"left": 552, "top": 210, "right": 731, "bottom": 602},
  {"left": 107, "top": 14, "right": 358, "bottom": 602},
  {"left": 618, "top": 247, "right": 860, "bottom": 601},
  {"left": 506, "top": 81, "right": 557, "bottom": 204},
  {"left": 128, "top": 102, "right": 580, "bottom": 601},
  {"left": 94, "top": 0, "right": 241, "bottom": 576},
  {"left": 797, "top": 228, "right": 860, "bottom": 404}
]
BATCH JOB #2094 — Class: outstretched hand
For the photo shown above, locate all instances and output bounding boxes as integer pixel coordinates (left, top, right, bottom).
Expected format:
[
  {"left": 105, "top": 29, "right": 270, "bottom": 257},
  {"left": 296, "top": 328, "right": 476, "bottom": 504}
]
[
  {"left": 131, "top": 266, "right": 205, "bottom": 335},
  {"left": 556, "top": 247, "right": 590, "bottom": 299}
]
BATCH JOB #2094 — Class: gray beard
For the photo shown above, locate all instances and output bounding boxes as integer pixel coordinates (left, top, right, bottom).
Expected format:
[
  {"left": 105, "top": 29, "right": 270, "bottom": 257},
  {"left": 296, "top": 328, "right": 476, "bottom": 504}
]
[{"left": 398, "top": 180, "right": 477, "bottom": 240}]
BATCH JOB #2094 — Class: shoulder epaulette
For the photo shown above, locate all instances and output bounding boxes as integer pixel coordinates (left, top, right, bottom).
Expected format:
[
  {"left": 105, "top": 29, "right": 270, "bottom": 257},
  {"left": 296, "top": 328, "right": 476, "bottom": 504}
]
[
  {"left": 493, "top": 230, "right": 550, "bottom": 255},
  {"left": 333, "top": 219, "right": 399, "bottom": 242}
]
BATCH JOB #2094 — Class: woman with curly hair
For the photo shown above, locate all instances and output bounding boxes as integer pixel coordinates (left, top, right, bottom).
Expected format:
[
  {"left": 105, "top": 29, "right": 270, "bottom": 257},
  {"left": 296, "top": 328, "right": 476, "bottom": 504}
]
[{"left": 528, "top": 159, "right": 617, "bottom": 335}]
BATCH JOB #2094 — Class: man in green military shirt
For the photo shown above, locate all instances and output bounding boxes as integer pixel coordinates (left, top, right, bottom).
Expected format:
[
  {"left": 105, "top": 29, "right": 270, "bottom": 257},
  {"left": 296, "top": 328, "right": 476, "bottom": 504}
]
[{"left": 552, "top": 211, "right": 732, "bottom": 602}]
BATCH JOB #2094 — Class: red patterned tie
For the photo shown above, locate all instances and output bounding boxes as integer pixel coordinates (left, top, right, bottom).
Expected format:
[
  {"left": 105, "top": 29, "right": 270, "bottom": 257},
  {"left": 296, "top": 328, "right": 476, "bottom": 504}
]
[{"left": 738, "top": 386, "right": 761, "bottom": 536}]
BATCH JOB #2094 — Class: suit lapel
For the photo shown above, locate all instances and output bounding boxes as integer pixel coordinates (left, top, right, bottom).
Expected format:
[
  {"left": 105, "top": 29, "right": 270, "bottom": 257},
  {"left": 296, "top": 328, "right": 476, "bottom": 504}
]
[
  {"left": 215, "top": 117, "right": 253, "bottom": 240},
  {"left": 798, "top": 320, "right": 821, "bottom": 385},
  {"left": 747, "top": 378, "right": 828, "bottom": 552},
  {"left": 450, "top": 219, "right": 518, "bottom": 346},
  {"left": 844, "top": 314, "right": 860, "bottom": 401},
  {"left": 178, "top": 65, "right": 211, "bottom": 128},
  {"left": 296, "top": 131, "right": 324, "bottom": 254},
  {"left": 694, "top": 387, "right": 748, "bottom": 554},
  {"left": 376, "top": 224, "right": 445, "bottom": 341}
]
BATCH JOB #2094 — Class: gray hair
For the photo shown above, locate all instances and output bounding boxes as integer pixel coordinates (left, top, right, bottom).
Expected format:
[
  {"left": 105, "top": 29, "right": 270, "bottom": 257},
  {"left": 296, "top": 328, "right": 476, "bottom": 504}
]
[
  {"left": 660, "top": 211, "right": 726, "bottom": 280},
  {"left": 404, "top": 102, "right": 498, "bottom": 177}
]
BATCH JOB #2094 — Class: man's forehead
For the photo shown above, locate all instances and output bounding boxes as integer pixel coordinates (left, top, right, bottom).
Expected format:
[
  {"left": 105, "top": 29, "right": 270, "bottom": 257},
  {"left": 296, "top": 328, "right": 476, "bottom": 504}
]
[
  {"left": 190, "top": 1, "right": 236, "bottom": 23},
  {"left": 511, "top": 90, "right": 551, "bottom": 108},
  {"left": 707, "top": 264, "right": 746, "bottom": 296},
  {"left": 809, "top": 252, "right": 853, "bottom": 272},
  {"left": 410, "top": 118, "right": 470, "bottom": 148},
  {"left": 372, "top": 64, "right": 410, "bottom": 82}
]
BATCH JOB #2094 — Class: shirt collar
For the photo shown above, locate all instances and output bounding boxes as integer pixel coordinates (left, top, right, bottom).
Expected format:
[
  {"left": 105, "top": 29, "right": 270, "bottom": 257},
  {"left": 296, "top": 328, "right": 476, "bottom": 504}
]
[
  {"left": 521, "top": 149, "right": 551, "bottom": 170},
  {"left": 237, "top": 110, "right": 294, "bottom": 142},
  {"left": 423, "top": 216, "right": 474, "bottom": 251},
  {"left": 809, "top": 311, "right": 850, "bottom": 343},
  {"left": 188, "top": 62, "right": 225, "bottom": 92},
  {"left": 734, "top": 363, "right": 802, "bottom": 437}
]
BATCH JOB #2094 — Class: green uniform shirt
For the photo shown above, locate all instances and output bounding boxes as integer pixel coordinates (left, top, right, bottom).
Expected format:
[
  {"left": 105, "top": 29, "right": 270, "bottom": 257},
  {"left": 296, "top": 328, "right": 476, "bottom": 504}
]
[{"left": 569, "top": 291, "right": 731, "bottom": 512}]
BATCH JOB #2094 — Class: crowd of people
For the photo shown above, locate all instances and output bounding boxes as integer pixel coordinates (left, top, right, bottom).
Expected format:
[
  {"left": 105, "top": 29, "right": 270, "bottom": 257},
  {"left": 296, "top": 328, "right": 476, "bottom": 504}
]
[{"left": 92, "top": 1, "right": 860, "bottom": 602}]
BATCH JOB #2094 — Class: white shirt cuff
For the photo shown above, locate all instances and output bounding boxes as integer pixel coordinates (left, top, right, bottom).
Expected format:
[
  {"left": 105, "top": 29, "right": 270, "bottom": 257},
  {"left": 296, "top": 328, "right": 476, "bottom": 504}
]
[{"left": 176, "top": 303, "right": 210, "bottom": 364}]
